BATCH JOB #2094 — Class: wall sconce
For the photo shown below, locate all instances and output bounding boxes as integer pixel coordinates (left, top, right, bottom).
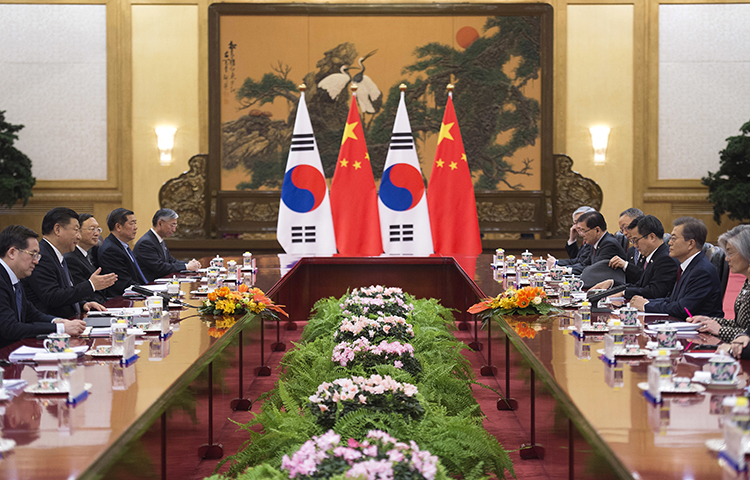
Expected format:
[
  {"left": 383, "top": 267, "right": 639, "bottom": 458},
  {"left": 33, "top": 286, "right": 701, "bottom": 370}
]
[
  {"left": 589, "top": 126, "right": 611, "bottom": 165},
  {"left": 155, "top": 126, "right": 177, "bottom": 166}
]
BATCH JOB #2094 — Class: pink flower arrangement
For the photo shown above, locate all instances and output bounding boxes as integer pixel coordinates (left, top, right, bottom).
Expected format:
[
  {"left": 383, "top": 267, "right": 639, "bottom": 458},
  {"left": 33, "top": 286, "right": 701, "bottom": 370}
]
[
  {"left": 331, "top": 337, "right": 421, "bottom": 376},
  {"left": 334, "top": 315, "right": 415, "bottom": 342},
  {"left": 308, "top": 375, "right": 423, "bottom": 427},
  {"left": 280, "top": 429, "right": 440, "bottom": 480},
  {"left": 339, "top": 286, "right": 414, "bottom": 317}
]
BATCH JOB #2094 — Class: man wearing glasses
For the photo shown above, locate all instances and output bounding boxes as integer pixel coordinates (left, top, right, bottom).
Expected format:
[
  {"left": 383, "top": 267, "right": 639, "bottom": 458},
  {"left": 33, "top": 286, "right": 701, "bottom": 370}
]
[
  {"left": 0, "top": 225, "right": 86, "bottom": 348},
  {"left": 22, "top": 208, "right": 117, "bottom": 319},
  {"left": 630, "top": 216, "right": 724, "bottom": 319},
  {"left": 64, "top": 213, "right": 108, "bottom": 302},
  {"left": 592, "top": 215, "right": 679, "bottom": 300}
]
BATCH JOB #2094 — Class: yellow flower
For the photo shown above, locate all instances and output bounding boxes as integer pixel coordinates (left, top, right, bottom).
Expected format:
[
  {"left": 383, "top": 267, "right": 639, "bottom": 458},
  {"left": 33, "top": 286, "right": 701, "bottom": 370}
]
[{"left": 216, "top": 299, "right": 236, "bottom": 314}]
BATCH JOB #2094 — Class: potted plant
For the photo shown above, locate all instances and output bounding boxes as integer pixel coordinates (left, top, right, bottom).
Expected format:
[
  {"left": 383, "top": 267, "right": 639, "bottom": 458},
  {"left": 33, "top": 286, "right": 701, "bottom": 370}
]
[
  {"left": 702, "top": 120, "right": 750, "bottom": 224},
  {"left": 0, "top": 111, "right": 36, "bottom": 208}
]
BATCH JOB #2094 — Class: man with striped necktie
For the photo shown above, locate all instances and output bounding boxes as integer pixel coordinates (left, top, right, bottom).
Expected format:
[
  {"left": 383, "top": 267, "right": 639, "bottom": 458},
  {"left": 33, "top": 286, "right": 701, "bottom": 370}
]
[
  {"left": 98, "top": 208, "right": 148, "bottom": 297},
  {"left": 0, "top": 225, "right": 86, "bottom": 348},
  {"left": 23, "top": 208, "right": 115, "bottom": 319}
]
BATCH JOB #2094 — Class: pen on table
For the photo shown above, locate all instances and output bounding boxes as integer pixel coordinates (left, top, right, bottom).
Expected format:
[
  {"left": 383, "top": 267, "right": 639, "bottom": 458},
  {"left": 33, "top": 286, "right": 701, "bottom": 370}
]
[{"left": 685, "top": 340, "right": 694, "bottom": 351}]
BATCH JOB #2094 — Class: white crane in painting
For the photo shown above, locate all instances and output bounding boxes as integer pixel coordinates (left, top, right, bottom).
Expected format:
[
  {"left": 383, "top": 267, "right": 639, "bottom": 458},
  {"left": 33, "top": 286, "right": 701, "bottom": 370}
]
[
  {"left": 350, "top": 50, "right": 382, "bottom": 114},
  {"left": 317, "top": 65, "right": 353, "bottom": 101}
]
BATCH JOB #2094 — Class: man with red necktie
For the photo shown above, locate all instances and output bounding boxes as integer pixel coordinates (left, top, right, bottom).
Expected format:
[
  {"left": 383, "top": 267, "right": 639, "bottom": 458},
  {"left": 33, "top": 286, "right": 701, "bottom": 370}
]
[{"left": 630, "top": 216, "right": 724, "bottom": 320}]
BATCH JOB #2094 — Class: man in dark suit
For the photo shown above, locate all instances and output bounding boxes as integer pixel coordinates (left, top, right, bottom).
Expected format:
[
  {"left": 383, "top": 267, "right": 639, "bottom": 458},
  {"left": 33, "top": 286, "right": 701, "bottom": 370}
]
[
  {"left": 65, "top": 213, "right": 101, "bottom": 284},
  {"left": 0, "top": 225, "right": 86, "bottom": 348},
  {"left": 631, "top": 216, "right": 724, "bottom": 320},
  {"left": 593, "top": 215, "right": 679, "bottom": 299},
  {"left": 22, "top": 208, "right": 116, "bottom": 319},
  {"left": 98, "top": 208, "right": 148, "bottom": 297},
  {"left": 133, "top": 208, "right": 200, "bottom": 283},
  {"left": 64, "top": 213, "right": 108, "bottom": 303},
  {"left": 609, "top": 214, "right": 647, "bottom": 284},
  {"left": 548, "top": 206, "right": 596, "bottom": 275},
  {"left": 577, "top": 211, "right": 627, "bottom": 267}
]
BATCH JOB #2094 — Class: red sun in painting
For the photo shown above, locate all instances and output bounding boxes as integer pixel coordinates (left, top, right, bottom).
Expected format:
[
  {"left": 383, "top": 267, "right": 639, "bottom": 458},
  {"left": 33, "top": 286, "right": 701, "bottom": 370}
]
[{"left": 456, "top": 26, "right": 479, "bottom": 49}]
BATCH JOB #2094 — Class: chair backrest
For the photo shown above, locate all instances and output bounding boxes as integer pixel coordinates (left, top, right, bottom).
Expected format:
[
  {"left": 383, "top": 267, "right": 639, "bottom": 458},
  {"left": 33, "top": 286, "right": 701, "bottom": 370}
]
[
  {"left": 614, "top": 231, "right": 630, "bottom": 252},
  {"left": 663, "top": 233, "right": 671, "bottom": 244},
  {"left": 707, "top": 246, "right": 730, "bottom": 303}
]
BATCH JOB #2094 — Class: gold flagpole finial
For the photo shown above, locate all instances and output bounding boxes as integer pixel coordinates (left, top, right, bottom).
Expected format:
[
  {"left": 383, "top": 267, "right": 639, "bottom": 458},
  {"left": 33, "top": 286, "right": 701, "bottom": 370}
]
[
  {"left": 399, "top": 84, "right": 407, "bottom": 92},
  {"left": 446, "top": 84, "right": 455, "bottom": 92},
  {"left": 298, "top": 84, "right": 306, "bottom": 92},
  {"left": 349, "top": 83, "right": 358, "bottom": 93}
]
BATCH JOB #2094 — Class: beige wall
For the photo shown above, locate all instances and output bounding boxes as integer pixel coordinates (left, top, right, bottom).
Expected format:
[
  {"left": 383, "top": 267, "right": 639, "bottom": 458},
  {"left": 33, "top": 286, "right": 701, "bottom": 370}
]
[
  {"left": 0, "top": 0, "right": 742, "bottom": 243},
  {"left": 131, "top": 4, "right": 200, "bottom": 229},
  {"left": 566, "top": 5, "right": 634, "bottom": 229}
]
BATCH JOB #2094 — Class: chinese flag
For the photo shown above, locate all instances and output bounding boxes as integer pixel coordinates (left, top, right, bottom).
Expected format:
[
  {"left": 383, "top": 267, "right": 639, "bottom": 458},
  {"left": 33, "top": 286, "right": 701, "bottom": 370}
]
[
  {"left": 330, "top": 93, "right": 383, "bottom": 256},
  {"left": 427, "top": 93, "right": 482, "bottom": 257}
]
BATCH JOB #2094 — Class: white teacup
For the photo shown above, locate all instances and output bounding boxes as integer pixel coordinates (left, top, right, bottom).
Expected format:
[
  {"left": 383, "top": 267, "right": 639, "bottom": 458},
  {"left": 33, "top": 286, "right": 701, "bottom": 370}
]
[
  {"left": 44, "top": 333, "right": 70, "bottom": 353},
  {"left": 656, "top": 324, "right": 677, "bottom": 349},
  {"left": 708, "top": 355, "right": 740, "bottom": 384},
  {"left": 620, "top": 306, "right": 638, "bottom": 326},
  {"left": 38, "top": 377, "right": 58, "bottom": 391},
  {"left": 167, "top": 282, "right": 180, "bottom": 295},
  {"left": 146, "top": 295, "right": 163, "bottom": 311},
  {"left": 550, "top": 267, "right": 564, "bottom": 281}
]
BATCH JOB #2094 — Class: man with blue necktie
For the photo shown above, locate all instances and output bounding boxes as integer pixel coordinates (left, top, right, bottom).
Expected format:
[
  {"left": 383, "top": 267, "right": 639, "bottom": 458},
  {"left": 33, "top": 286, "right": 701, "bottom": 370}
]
[
  {"left": 0, "top": 226, "right": 86, "bottom": 348},
  {"left": 98, "top": 208, "right": 148, "bottom": 297},
  {"left": 23, "top": 208, "right": 115, "bottom": 319}
]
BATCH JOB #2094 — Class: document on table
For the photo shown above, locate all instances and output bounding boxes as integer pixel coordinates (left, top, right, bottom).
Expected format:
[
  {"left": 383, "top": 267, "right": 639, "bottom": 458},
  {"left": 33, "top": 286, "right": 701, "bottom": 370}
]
[
  {"left": 87, "top": 307, "right": 148, "bottom": 317},
  {"left": 9, "top": 345, "right": 89, "bottom": 362}
]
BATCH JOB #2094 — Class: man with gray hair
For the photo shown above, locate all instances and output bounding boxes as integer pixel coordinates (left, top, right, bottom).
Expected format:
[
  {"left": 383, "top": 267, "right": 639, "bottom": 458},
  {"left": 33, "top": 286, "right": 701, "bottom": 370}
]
[
  {"left": 133, "top": 208, "right": 200, "bottom": 283},
  {"left": 547, "top": 206, "right": 596, "bottom": 274}
]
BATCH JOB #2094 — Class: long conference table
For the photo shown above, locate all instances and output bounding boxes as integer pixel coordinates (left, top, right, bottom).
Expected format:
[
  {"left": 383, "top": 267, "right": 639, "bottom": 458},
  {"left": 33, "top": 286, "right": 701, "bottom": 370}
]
[{"left": 0, "top": 253, "right": 743, "bottom": 479}]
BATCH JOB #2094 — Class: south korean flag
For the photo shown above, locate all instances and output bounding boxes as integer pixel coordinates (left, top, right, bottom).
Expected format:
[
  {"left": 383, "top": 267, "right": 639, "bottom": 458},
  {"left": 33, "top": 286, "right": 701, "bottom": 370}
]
[
  {"left": 276, "top": 88, "right": 337, "bottom": 256},
  {"left": 377, "top": 86, "right": 434, "bottom": 256}
]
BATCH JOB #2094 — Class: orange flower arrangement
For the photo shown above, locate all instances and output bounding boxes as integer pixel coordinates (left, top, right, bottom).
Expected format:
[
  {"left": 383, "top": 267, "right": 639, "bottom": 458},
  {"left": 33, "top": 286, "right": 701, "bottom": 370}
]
[
  {"left": 207, "top": 315, "right": 239, "bottom": 338},
  {"left": 468, "top": 286, "right": 556, "bottom": 317},
  {"left": 508, "top": 320, "right": 537, "bottom": 339},
  {"left": 200, "top": 285, "right": 288, "bottom": 318}
]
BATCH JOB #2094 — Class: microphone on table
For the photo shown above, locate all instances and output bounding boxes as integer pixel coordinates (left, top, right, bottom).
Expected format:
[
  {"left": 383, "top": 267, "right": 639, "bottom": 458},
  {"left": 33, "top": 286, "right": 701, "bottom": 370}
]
[
  {"left": 129, "top": 285, "right": 197, "bottom": 309},
  {"left": 570, "top": 284, "right": 627, "bottom": 313}
]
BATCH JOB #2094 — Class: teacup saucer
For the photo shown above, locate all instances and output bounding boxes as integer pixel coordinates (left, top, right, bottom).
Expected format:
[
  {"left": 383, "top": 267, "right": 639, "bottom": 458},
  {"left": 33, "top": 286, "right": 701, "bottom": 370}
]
[
  {"left": 647, "top": 344, "right": 684, "bottom": 356},
  {"left": 25, "top": 382, "right": 92, "bottom": 395},
  {"left": 694, "top": 377, "right": 742, "bottom": 389},
  {"left": 637, "top": 381, "right": 706, "bottom": 394},
  {"left": 0, "top": 438, "right": 16, "bottom": 453},
  {"left": 706, "top": 438, "right": 750, "bottom": 454},
  {"left": 597, "top": 348, "right": 650, "bottom": 357}
]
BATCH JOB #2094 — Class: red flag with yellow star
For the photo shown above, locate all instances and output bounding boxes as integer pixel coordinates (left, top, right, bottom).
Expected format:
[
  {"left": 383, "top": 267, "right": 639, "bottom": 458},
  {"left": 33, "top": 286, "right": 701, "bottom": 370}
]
[
  {"left": 330, "top": 92, "right": 383, "bottom": 256},
  {"left": 427, "top": 93, "right": 482, "bottom": 256}
]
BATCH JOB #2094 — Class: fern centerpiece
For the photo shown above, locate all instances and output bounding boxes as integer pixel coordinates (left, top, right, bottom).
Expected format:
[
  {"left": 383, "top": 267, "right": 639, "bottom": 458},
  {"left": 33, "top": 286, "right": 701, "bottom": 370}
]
[
  {"left": 333, "top": 315, "right": 415, "bottom": 342},
  {"left": 279, "top": 429, "right": 446, "bottom": 480},
  {"left": 332, "top": 338, "right": 422, "bottom": 376},
  {"left": 214, "top": 286, "right": 515, "bottom": 480},
  {"left": 309, "top": 374, "right": 424, "bottom": 429},
  {"left": 340, "top": 286, "right": 414, "bottom": 317}
]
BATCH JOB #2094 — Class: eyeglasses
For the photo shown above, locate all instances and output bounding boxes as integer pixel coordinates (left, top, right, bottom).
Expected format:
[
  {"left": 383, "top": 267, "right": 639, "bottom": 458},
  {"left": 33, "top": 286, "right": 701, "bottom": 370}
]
[
  {"left": 578, "top": 227, "right": 596, "bottom": 235},
  {"left": 630, "top": 235, "right": 646, "bottom": 244},
  {"left": 19, "top": 249, "right": 42, "bottom": 261},
  {"left": 85, "top": 227, "right": 103, "bottom": 234}
]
